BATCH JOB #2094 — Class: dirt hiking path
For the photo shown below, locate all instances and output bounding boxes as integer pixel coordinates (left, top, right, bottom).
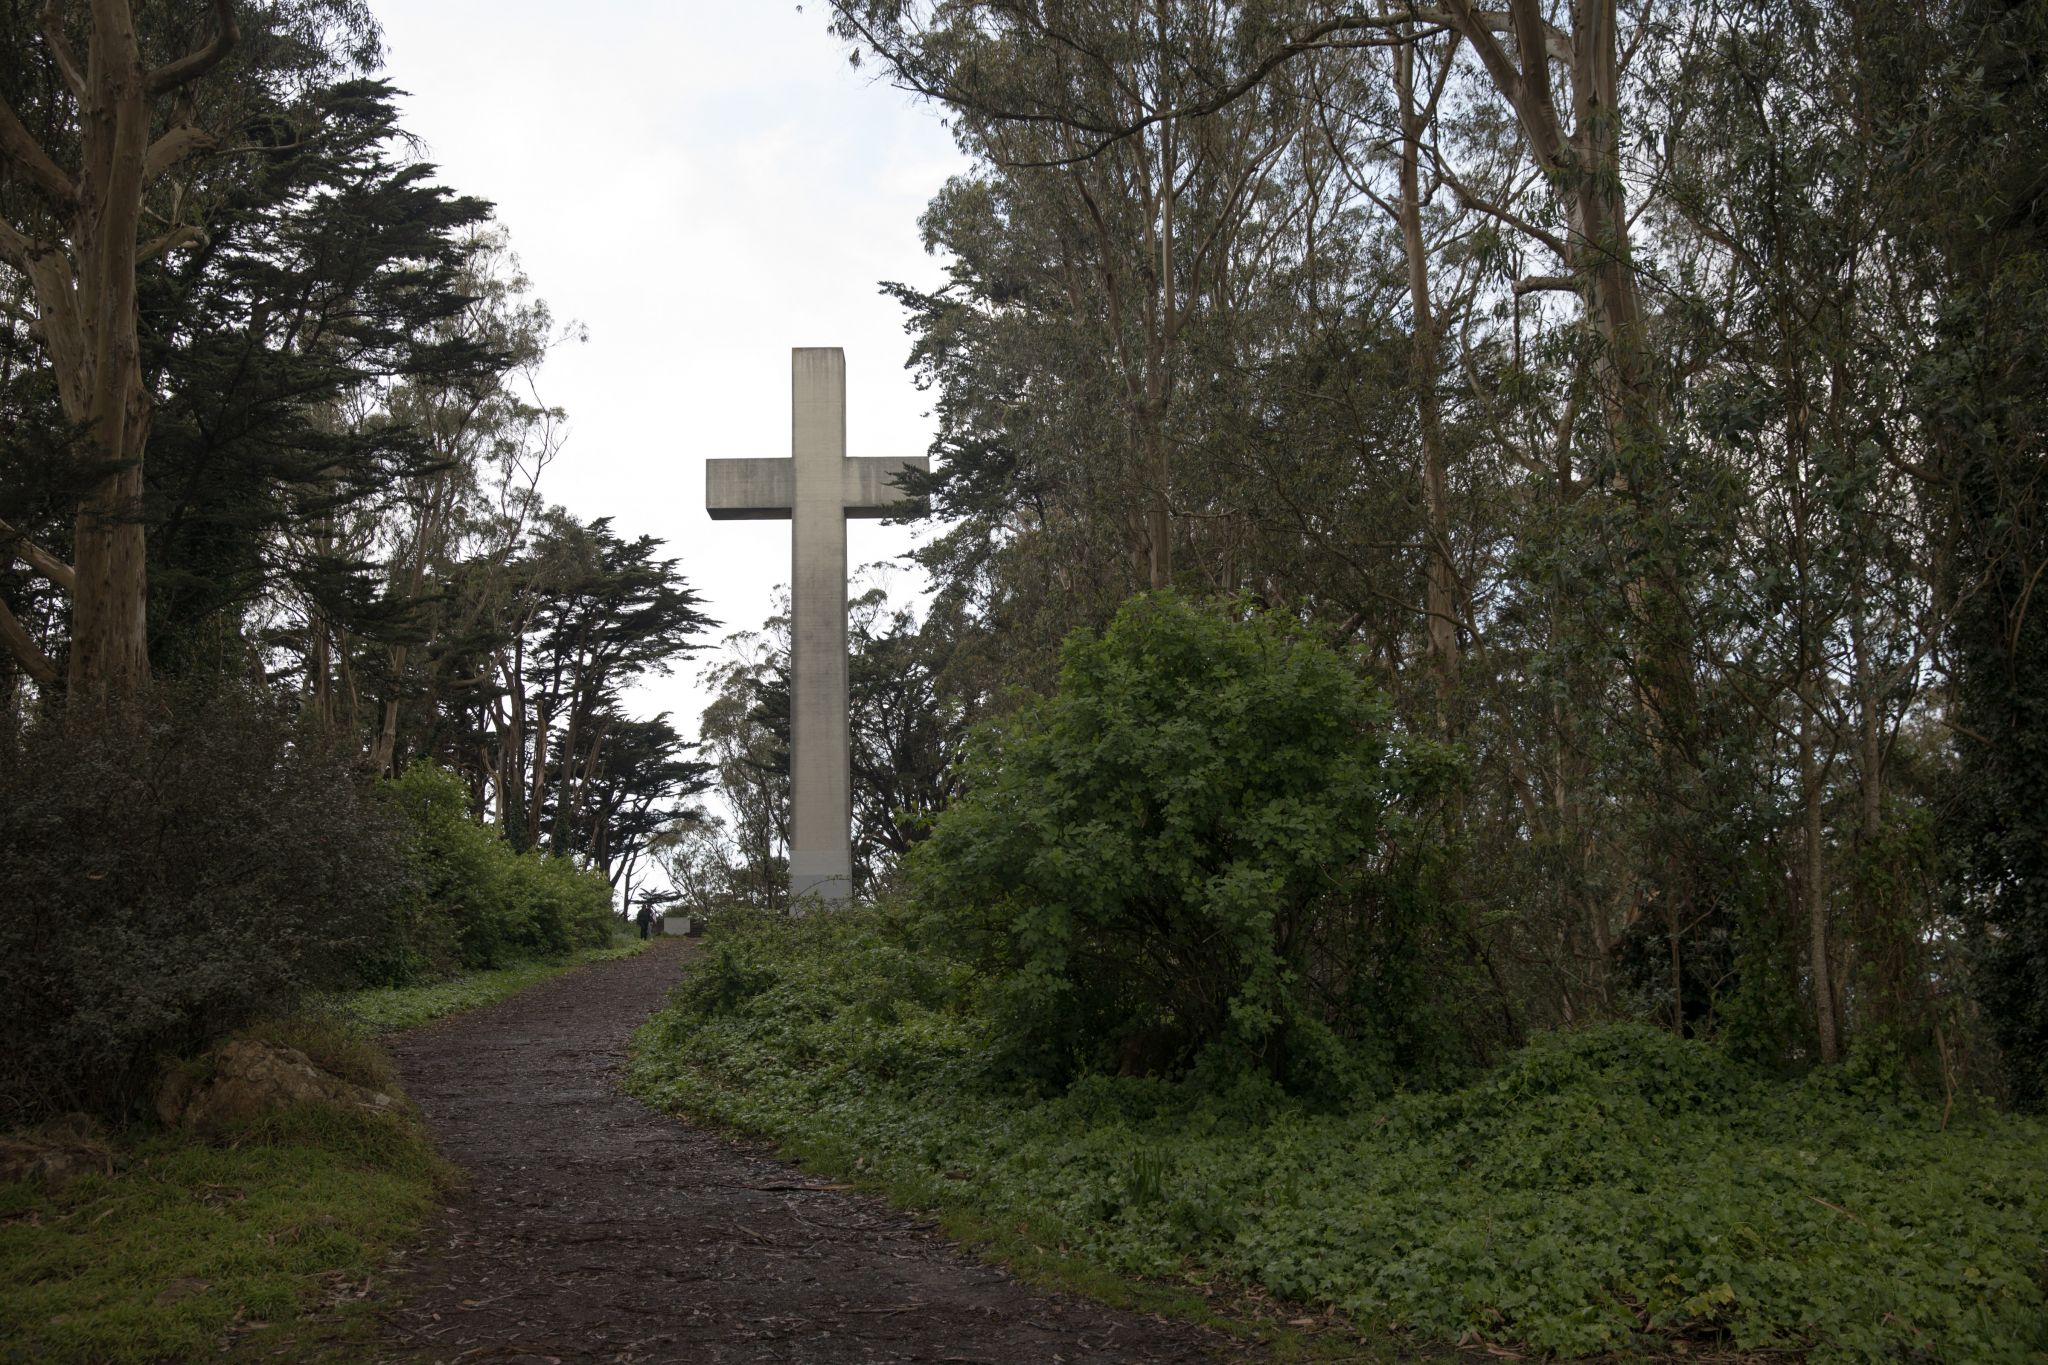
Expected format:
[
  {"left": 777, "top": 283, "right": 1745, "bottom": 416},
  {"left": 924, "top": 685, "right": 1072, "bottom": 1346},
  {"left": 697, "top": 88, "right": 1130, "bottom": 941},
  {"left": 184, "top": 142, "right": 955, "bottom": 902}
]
[{"left": 375, "top": 938, "right": 1252, "bottom": 1364}]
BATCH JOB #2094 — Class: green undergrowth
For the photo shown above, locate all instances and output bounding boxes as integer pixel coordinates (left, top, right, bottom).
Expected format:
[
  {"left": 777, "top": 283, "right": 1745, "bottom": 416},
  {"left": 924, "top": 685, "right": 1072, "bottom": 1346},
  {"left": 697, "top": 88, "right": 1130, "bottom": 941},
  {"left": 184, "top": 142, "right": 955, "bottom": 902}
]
[
  {"left": 327, "top": 936, "right": 648, "bottom": 1035},
  {"left": 628, "top": 905, "right": 2048, "bottom": 1363},
  {"left": 0, "top": 1063, "right": 452, "bottom": 1363}
]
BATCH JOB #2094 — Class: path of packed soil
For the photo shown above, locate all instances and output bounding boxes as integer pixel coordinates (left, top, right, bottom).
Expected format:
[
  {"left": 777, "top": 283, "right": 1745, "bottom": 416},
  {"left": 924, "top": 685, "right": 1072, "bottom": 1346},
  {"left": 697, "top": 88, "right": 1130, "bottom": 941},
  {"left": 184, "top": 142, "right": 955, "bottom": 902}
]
[{"left": 374, "top": 938, "right": 1254, "bottom": 1364}]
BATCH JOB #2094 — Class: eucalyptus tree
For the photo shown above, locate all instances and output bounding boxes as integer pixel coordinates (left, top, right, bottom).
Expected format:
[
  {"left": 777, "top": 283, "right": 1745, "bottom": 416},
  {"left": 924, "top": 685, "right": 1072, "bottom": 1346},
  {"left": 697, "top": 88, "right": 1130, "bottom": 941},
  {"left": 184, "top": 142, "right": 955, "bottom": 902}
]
[
  {"left": 697, "top": 580, "right": 972, "bottom": 899},
  {"left": 843, "top": 1, "right": 1345, "bottom": 594},
  {"left": 697, "top": 622, "right": 790, "bottom": 909},
  {"left": 0, "top": 0, "right": 383, "bottom": 695},
  {"left": 347, "top": 225, "right": 569, "bottom": 777},
  {"left": 828, "top": 0, "right": 2022, "bottom": 1073}
]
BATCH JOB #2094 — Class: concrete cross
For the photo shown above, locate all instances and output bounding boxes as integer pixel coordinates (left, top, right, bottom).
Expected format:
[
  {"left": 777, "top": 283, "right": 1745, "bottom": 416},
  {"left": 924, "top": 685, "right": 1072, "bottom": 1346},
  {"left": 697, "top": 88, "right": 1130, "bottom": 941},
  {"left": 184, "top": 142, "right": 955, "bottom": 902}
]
[{"left": 705, "top": 348, "right": 928, "bottom": 903}]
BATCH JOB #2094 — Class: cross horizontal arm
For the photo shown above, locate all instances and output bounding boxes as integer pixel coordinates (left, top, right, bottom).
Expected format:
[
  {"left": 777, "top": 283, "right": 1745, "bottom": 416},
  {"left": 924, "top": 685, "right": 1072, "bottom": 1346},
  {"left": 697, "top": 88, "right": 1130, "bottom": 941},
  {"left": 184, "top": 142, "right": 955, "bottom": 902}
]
[
  {"left": 706, "top": 458, "right": 794, "bottom": 521},
  {"left": 844, "top": 457, "right": 931, "bottom": 519}
]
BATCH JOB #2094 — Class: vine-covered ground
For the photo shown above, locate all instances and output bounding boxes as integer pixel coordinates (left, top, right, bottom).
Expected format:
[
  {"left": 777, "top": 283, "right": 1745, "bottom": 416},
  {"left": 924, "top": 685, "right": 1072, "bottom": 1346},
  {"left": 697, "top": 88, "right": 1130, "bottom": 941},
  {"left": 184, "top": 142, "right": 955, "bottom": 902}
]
[{"left": 629, "top": 907, "right": 2048, "bottom": 1363}]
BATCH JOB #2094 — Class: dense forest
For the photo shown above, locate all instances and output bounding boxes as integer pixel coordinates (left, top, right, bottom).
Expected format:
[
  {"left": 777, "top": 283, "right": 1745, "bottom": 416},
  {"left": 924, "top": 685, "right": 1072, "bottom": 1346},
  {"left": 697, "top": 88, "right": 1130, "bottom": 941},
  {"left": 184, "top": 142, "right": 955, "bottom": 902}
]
[{"left": 673, "top": 0, "right": 2047, "bottom": 1106}]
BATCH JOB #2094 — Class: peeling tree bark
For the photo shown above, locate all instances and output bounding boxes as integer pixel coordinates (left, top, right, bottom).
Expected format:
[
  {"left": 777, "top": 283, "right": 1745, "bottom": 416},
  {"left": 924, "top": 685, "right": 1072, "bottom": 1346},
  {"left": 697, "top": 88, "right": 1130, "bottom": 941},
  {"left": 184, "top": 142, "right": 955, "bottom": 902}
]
[{"left": 0, "top": 0, "right": 236, "bottom": 696}]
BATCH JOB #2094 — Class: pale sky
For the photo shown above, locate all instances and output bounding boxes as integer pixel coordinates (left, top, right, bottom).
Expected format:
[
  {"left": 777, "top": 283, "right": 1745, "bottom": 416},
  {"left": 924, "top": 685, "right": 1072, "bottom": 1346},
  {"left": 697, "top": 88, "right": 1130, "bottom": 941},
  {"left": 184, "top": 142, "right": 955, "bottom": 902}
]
[{"left": 372, "top": 2, "right": 966, "bottom": 750}]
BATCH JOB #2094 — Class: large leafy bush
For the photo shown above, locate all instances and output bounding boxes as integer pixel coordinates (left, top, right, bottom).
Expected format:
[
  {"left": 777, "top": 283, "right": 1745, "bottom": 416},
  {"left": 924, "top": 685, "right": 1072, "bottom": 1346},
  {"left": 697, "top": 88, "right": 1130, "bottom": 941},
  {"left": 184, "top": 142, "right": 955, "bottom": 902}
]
[
  {"left": 909, "top": 592, "right": 1482, "bottom": 1095},
  {"left": 378, "top": 763, "right": 614, "bottom": 975},
  {"left": 0, "top": 689, "right": 410, "bottom": 1123}
]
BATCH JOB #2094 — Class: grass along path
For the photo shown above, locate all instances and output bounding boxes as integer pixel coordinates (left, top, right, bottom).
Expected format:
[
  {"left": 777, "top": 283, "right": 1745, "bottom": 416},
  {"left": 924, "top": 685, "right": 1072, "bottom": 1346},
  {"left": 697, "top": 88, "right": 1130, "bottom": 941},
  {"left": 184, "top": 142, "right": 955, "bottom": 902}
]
[
  {"left": 0, "top": 941, "right": 645, "bottom": 1364},
  {"left": 325, "top": 937, "right": 648, "bottom": 1035},
  {"left": 0, "top": 1030, "right": 448, "bottom": 1364}
]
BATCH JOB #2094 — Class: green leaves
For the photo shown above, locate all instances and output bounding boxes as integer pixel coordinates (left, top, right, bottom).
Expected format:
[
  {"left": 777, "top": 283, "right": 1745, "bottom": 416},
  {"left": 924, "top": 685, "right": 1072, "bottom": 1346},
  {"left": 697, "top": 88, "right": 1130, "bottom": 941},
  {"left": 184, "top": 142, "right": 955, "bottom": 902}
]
[
  {"left": 378, "top": 762, "right": 615, "bottom": 975},
  {"left": 633, "top": 918, "right": 2048, "bottom": 1363},
  {"left": 907, "top": 592, "right": 1476, "bottom": 1095}
]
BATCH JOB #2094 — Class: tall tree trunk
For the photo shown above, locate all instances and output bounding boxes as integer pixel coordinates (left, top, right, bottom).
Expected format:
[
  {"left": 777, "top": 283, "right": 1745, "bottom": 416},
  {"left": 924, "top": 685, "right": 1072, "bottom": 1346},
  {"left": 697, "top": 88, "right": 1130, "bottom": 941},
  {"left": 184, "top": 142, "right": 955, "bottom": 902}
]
[
  {"left": 64, "top": 1, "right": 153, "bottom": 695},
  {"left": 0, "top": 0, "right": 236, "bottom": 695},
  {"left": 1801, "top": 695, "right": 1840, "bottom": 1064},
  {"left": 1393, "top": 33, "right": 1460, "bottom": 709},
  {"left": 552, "top": 703, "right": 580, "bottom": 856},
  {"left": 372, "top": 693, "right": 403, "bottom": 776},
  {"left": 527, "top": 695, "right": 550, "bottom": 850},
  {"left": 1145, "top": 423, "right": 1171, "bottom": 591},
  {"left": 69, "top": 450, "right": 150, "bottom": 692}
]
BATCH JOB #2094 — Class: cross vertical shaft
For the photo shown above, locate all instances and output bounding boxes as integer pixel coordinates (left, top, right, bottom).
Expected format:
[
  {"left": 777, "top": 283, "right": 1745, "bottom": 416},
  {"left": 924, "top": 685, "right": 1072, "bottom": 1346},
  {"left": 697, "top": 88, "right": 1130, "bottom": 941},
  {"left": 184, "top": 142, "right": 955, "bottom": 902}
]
[
  {"left": 704, "top": 348, "right": 928, "bottom": 906},
  {"left": 788, "top": 349, "right": 853, "bottom": 900}
]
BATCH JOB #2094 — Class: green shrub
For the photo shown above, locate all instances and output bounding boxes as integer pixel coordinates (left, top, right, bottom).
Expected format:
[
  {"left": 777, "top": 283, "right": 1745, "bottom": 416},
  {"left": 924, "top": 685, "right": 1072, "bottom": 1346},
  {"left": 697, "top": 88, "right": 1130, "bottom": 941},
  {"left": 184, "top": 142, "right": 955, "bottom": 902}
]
[
  {"left": 0, "top": 686, "right": 412, "bottom": 1125},
  {"left": 378, "top": 762, "right": 613, "bottom": 975},
  {"left": 517, "top": 847, "right": 616, "bottom": 959},
  {"left": 908, "top": 592, "right": 1482, "bottom": 1096}
]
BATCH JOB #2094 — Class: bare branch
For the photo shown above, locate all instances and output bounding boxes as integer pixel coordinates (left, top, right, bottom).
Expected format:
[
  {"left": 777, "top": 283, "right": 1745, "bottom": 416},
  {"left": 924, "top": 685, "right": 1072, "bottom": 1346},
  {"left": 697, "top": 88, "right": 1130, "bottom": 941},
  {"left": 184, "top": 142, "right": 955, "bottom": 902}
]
[
  {"left": 0, "top": 91, "right": 79, "bottom": 212},
  {"left": 138, "top": 223, "right": 206, "bottom": 262},
  {"left": 1415, "top": 5, "right": 1570, "bottom": 64},
  {"left": 1429, "top": 147, "right": 1571, "bottom": 257},
  {"left": 40, "top": 0, "right": 86, "bottom": 96},
  {"left": 1513, "top": 274, "right": 1579, "bottom": 296},
  {"left": 0, "top": 216, "right": 44, "bottom": 274},
  {"left": 148, "top": 0, "right": 238, "bottom": 96},
  {"left": 0, "top": 517, "right": 77, "bottom": 591},
  {"left": 1003, "top": 18, "right": 1446, "bottom": 170},
  {"left": 0, "top": 592, "right": 59, "bottom": 687},
  {"left": 143, "top": 124, "right": 216, "bottom": 182},
  {"left": 838, "top": 5, "right": 1435, "bottom": 169},
  {"left": 1438, "top": 0, "right": 1566, "bottom": 172}
]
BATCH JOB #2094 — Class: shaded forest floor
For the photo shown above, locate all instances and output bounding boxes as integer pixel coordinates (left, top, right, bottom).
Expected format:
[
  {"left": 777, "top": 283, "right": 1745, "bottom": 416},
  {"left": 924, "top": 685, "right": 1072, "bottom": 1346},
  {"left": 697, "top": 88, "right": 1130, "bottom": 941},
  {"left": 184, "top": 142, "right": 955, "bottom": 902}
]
[{"left": 370, "top": 938, "right": 1258, "bottom": 1363}]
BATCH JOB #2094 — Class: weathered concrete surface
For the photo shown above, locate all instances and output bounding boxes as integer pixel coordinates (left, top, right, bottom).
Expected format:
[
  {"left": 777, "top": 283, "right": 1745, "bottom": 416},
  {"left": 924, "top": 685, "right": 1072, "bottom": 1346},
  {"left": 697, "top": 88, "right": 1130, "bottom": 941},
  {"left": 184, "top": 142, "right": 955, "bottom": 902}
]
[{"left": 704, "top": 348, "right": 927, "bottom": 903}]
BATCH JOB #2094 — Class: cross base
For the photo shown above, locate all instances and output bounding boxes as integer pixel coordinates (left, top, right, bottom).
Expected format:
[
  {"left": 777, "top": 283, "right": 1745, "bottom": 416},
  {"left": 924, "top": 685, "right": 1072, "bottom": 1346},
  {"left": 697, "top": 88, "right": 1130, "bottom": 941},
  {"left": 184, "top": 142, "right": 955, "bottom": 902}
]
[{"left": 788, "top": 852, "right": 854, "bottom": 905}]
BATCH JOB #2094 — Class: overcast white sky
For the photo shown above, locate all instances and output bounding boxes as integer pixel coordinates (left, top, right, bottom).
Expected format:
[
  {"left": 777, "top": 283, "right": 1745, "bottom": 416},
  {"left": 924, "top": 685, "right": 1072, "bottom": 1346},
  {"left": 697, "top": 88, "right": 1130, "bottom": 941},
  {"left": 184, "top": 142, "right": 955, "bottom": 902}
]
[{"left": 372, "top": 2, "right": 965, "bottom": 743}]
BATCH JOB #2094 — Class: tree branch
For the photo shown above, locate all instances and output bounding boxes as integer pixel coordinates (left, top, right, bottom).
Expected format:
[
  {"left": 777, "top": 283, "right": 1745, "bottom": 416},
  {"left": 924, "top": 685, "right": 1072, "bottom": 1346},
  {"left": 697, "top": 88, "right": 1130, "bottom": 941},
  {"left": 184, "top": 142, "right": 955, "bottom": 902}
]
[
  {"left": 0, "top": 517, "right": 77, "bottom": 591},
  {"left": 148, "top": 0, "right": 238, "bottom": 95},
  {"left": 138, "top": 223, "right": 206, "bottom": 262},
  {"left": 40, "top": 0, "right": 86, "bottom": 96},
  {"left": 0, "top": 91, "right": 79, "bottom": 212},
  {"left": 0, "top": 592, "right": 59, "bottom": 687},
  {"left": 1429, "top": 148, "right": 1571, "bottom": 257},
  {"left": 0, "top": 216, "right": 44, "bottom": 274},
  {"left": 143, "top": 123, "right": 216, "bottom": 182},
  {"left": 1004, "top": 17, "right": 1443, "bottom": 169},
  {"left": 1513, "top": 274, "right": 1578, "bottom": 295},
  {"left": 1415, "top": 5, "right": 1571, "bottom": 64},
  {"left": 837, "top": 4, "right": 1434, "bottom": 169},
  {"left": 1439, "top": 0, "right": 1566, "bottom": 172}
]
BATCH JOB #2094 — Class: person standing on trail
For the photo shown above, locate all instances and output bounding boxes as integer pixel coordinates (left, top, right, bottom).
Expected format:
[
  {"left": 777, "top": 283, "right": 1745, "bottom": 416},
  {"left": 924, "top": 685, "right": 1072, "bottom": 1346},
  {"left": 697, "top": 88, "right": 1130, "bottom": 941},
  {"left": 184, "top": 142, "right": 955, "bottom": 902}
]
[{"left": 634, "top": 903, "right": 653, "bottom": 940}]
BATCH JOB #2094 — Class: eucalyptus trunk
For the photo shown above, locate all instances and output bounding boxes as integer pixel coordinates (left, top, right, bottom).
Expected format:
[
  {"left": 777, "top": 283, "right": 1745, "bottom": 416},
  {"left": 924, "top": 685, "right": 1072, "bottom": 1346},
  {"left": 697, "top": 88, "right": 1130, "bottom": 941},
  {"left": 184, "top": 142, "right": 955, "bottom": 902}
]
[{"left": 0, "top": 0, "right": 237, "bottom": 695}]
